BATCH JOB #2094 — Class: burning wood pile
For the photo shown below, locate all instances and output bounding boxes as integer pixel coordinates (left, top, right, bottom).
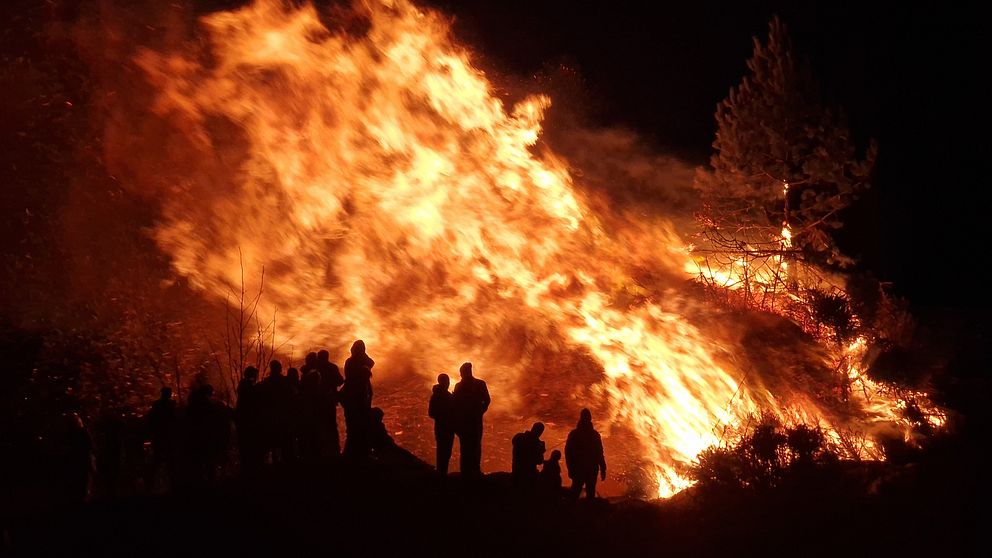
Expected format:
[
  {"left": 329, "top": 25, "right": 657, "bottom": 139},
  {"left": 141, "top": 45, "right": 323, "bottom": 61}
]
[{"left": 54, "top": 0, "right": 945, "bottom": 498}]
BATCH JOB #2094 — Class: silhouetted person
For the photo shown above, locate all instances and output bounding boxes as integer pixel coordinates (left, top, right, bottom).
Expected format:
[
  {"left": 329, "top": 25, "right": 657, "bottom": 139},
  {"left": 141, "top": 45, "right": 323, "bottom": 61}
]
[
  {"left": 62, "top": 413, "right": 93, "bottom": 506},
  {"left": 302, "top": 351, "right": 318, "bottom": 372},
  {"left": 299, "top": 365, "right": 324, "bottom": 463},
  {"left": 344, "top": 340, "right": 375, "bottom": 382},
  {"left": 564, "top": 408, "right": 606, "bottom": 501},
  {"left": 540, "top": 449, "right": 563, "bottom": 501},
  {"left": 342, "top": 341, "right": 374, "bottom": 459},
  {"left": 95, "top": 410, "right": 125, "bottom": 500},
  {"left": 187, "top": 383, "right": 230, "bottom": 482},
  {"left": 316, "top": 349, "right": 344, "bottom": 457},
  {"left": 236, "top": 367, "right": 264, "bottom": 476},
  {"left": 260, "top": 360, "right": 292, "bottom": 464},
  {"left": 285, "top": 367, "right": 303, "bottom": 462},
  {"left": 452, "top": 362, "right": 490, "bottom": 479},
  {"left": 428, "top": 373, "right": 455, "bottom": 477},
  {"left": 512, "top": 422, "right": 546, "bottom": 490},
  {"left": 369, "top": 407, "right": 395, "bottom": 451},
  {"left": 317, "top": 349, "right": 344, "bottom": 388},
  {"left": 368, "top": 407, "right": 421, "bottom": 467},
  {"left": 340, "top": 364, "right": 372, "bottom": 459},
  {"left": 147, "top": 387, "right": 178, "bottom": 490}
]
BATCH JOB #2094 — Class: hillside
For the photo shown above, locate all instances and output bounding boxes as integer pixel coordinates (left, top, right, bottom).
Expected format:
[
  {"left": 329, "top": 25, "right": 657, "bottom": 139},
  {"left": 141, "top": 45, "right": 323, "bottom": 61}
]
[{"left": 4, "top": 439, "right": 977, "bottom": 557}]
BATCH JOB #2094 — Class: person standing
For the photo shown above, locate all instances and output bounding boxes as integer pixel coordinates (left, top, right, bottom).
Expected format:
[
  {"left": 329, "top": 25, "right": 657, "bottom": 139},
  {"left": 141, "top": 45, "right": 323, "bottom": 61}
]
[
  {"left": 259, "top": 360, "right": 293, "bottom": 465},
  {"left": 316, "top": 349, "right": 344, "bottom": 457},
  {"left": 564, "top": 408, "right": 607, "bottom": 501},
  {"left": 236, "top": 367, "right": 264, "bottom": 477},
  {"left": 147, "top": 387, "right": 178, "bottom": 489},
  {"left": 341, "top": 341, "right": 374, "bottom": 459},
  {"left": 63, "top": 413, "right": 93, "bottom": 506},
  {"left": 343, "top": 340, "right": 374, "bottom": 382},
  {"left": 428, "top": 373, "right": 455, "bottom": 477},
  {"left": 452, "top": 362, "right": 490, "bottom": 479}
]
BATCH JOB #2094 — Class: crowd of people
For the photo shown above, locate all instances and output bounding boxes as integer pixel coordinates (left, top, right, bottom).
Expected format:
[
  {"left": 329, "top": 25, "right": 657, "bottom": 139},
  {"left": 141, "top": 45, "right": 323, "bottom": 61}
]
[{"left": 59, "top": 339, "right": 609, "bottom": 504}]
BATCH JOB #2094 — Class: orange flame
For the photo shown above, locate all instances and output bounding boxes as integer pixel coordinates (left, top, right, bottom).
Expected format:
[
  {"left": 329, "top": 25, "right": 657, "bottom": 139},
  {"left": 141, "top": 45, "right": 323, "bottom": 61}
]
[{"left": 131, "top": 0, "right": 935, "bottom": 497}]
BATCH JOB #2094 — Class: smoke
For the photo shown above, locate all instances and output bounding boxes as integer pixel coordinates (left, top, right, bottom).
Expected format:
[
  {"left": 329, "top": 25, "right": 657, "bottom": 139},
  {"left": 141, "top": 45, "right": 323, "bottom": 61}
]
[
  {"left": 46, "top": 0, "right": 925, "bottom": 496},
  {"left": 549, "top": 126, "right": 697, "bottom": 209}
]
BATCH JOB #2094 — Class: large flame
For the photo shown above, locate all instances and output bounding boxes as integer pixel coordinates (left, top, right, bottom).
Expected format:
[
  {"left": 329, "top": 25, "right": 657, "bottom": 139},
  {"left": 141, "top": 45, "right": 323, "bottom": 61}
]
[{"left": 125, "top": 0, "right": 932, "bottom": 497}]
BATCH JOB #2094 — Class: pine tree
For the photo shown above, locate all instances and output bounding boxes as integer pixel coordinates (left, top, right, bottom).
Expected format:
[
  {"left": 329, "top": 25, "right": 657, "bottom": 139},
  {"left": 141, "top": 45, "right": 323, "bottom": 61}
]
[{"left": 694, "top": 17, "right": 876, "bottom": 305}]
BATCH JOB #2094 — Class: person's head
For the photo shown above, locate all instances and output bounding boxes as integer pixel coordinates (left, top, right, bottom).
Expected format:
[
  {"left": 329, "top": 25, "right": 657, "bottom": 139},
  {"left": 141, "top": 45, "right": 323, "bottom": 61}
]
[
  {"left": 202, "top": 384, "right": 215, "bottom": 398},
  {"left": 371, "top": 407, "right": 385, "bottom": 423},
  {"left": 578, "top": 408, "right": 592, "bottom": 427},
  {"left": 288, "top": 367, "right": 300, "bottom": 382},
  {"left": 459, "top": 362, "right": 473, "bottom": 379},
  {"left": 269, "top": 359, "right": 283, "bottom": 377},
  {"left": 531, "top": 422, "right": 545, "bottom": 437},
  {"left": 317, "top": 349, "right": 329, "bottom": 363},
  {"left": 351, "top": 340, "right": 366, "bottom": 356},
  {"left": 160, "top": 387, "right": 172, "bottom": 400},
  {"left": 550, "top": 449, "right": 561, "bottom": 462},
  {"left": 305, "top": 352, "right": 318, "bottom": 366},
  {"left": 437, "top": 373, "right": 450, "bottom": 389},
  {"left": 244, "top": 366, "right": 259, "bottom": 381}
]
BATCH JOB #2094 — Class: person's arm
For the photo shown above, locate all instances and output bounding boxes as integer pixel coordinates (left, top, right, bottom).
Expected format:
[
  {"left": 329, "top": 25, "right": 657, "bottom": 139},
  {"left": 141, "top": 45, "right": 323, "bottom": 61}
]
[
  {"left": 598, "top": 435, "right": 607, "bottom": 480},
  {"left": 564, "top": 433, "right": 574, "bottom": 473},
  {"left": 480, "top": 382, "right": 491, "bottom": 413}
]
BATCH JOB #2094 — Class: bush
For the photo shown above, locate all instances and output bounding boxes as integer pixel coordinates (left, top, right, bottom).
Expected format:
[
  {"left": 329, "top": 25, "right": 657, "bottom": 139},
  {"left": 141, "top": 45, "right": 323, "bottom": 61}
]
[{"left": 689, "top": 415, "right": 837, "bottom": 494}]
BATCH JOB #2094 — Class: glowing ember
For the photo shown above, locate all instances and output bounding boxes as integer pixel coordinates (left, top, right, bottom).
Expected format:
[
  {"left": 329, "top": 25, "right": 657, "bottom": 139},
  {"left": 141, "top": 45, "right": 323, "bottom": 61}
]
[{"left": 125, "top": 0, "right": 936, "bottom": 497}]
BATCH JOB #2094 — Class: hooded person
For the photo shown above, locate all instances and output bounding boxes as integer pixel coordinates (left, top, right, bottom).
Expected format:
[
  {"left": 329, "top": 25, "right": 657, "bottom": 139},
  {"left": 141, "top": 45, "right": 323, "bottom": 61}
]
[
  {"left": 341, "top": 341, "right": 374, "bottom": 459},
  {"left": 344, "top": 340, "right": 374, "bottom": 382},
  {"left": 564, "top": 408, "right": 607, "bottom": 500}
]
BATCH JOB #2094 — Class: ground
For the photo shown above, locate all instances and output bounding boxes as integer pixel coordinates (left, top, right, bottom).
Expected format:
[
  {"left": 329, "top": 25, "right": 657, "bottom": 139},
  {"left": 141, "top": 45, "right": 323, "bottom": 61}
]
[{"left": 3, "top": 437, "right": 979, "bottom": 557}]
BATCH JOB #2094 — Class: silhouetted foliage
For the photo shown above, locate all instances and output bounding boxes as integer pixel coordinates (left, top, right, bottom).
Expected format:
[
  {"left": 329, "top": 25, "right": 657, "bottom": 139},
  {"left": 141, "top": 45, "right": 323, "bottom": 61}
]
[
  {"left": 689, "top": 16, "right": 884, "bottom": 361},
  {"left": 807, "top": 289, "right": 855, "bottom": 341},
  {"left": 689, "top": 414, "right": 839, "bottom": 494},
  {"left": 695, "top": 16, "right": 876, "bottom": 271}
]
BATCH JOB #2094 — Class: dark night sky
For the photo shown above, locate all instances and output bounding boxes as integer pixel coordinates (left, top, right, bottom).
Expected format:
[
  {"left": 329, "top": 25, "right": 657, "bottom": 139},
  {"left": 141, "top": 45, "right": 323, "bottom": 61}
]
[
  {"left": 426, "top": 0, "right": 988, "bottom": 310},
  {"left": 4, "top": 0, "right": 986, "bottom": 312}
]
